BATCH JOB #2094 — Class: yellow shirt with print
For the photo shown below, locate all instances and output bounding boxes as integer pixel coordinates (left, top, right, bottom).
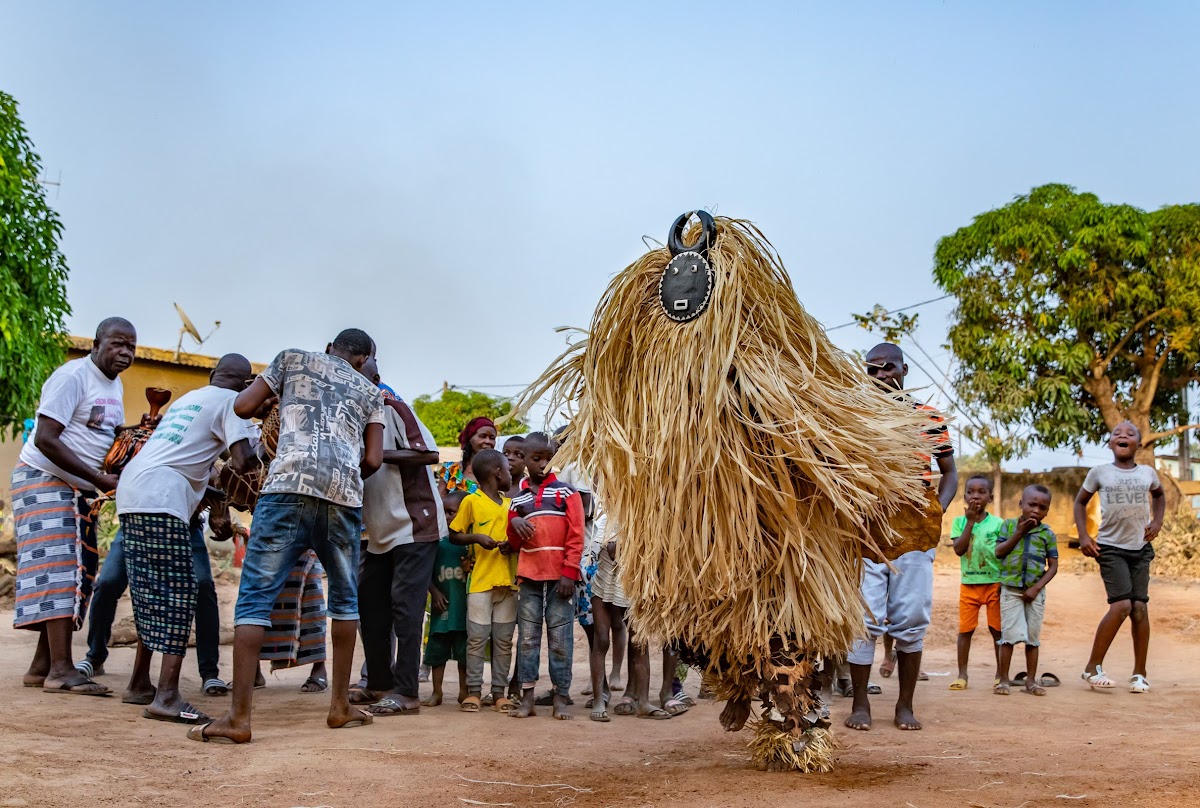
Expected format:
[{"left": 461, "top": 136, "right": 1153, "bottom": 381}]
[{"left": 449, "top": 490, "right": 517, "bottom": 594}]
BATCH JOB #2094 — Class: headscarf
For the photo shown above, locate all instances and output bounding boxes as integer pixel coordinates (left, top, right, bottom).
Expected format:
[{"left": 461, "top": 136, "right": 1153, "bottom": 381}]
[{"left": 458, "top": 417, "right": 496, "bottom": 450}]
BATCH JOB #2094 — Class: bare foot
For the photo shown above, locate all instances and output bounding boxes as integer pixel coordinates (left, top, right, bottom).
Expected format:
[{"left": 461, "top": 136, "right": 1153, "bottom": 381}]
[
  {"left": 510, "top": 689, "right": 537, "bottom": 718},
  {"left": 719, "top": 696, "right": 752, "bottom": 732},
  {"left": 193, "top": 713, "right": 251, "bottom": 744},
  {"left": 609, "top": 673, "right": 624, "bottom": 691},
  {"left": 894, "top": 704, "right": 922, "bottom": 730},
  {"left": 422, "top": 690, "right": 443, "bottom": 707},
  {"left": 328, "top": 705, "right": 374, "bottom": 729},
  {"left": 552, "top": 692, "right": 574, "bottom": 720},
  {"left": 845, "top": 706, "right": 873, "bottom": 731}
]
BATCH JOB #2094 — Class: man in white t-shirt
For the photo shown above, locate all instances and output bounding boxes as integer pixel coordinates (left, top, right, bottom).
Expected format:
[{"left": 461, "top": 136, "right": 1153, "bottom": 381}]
[
  {"left": 115, "top": 354, "right": 259, "bottom": 724},
  {"left": 11, "top": 317, "right": 135, "bottom": 696}
]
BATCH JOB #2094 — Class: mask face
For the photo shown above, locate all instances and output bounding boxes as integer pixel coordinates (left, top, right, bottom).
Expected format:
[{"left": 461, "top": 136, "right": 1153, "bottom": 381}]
[
  {"left": 659, "top": 210, "right": 716, "bottom": 323},
  {"left": 659, "top": 249, "right": 714, "bottom": 322}
]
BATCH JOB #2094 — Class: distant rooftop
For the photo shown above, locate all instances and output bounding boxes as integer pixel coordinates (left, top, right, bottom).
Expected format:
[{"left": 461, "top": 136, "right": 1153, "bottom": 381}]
[{"left": 68, "top": 336, "right": 267, "bottom": 374}]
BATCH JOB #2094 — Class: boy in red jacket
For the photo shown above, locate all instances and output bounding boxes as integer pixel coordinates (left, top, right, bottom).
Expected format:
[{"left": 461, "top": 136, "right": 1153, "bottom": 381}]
[{"left": 506, "top": 433, "right": 584, "bottom": 719}]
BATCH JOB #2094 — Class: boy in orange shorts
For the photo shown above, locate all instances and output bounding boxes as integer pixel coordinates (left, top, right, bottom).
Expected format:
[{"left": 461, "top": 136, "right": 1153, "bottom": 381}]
[{"left": 949, "top": 475, "right": 1003, "bottom": 690}]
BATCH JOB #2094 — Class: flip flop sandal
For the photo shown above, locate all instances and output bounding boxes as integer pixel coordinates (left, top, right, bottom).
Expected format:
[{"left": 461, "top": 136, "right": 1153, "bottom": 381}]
[
  {"left": 1041, "top": 673, "right": 1061, "bottom": 688},
  {"left": 1023, "top": 683, "right": 1047, "bottom": 696},
  {"left": 948, "top": 678, "right": 968, "bottom": 691},
  {"left": 203, "top": 679, "right": 229, "bottom": 697},
  {"left": 493, "top": 697, "right": 516, "bottom": 714},
  {"left": 187, "top": 721, "right": 241, "bottom": 744},
  {"left": 332, "top": 708, "right": 375, "bottom": 728},
  {"left": 143, "top": 705, "right": 211, "bottom": 725},
  {"left": 348, "top": 689, "right": 382, "bottom": 705},
  {"left": 613, "top": 699, "right": 636, "bottom": 716},
  {"left": 917, "top": 671, "right": 929, "bottom": 681},
  {"left": 22, "top": 676, "right": 46, "bottom": 688},
  {"left": 75, "top": 660, "right": 104, "bottom": 678},
  {"left": 369, "top": 698, "right": 420, "bottom": 716},
  {"left": 300, "top": 676, "right": 328, "bottom": 693},
  {"left": 835, "top": 680, "right": 854, "bottom": 698},
  {"left": 1081, "top": 667, "right": 1116, "bottom": 690},
  {"left": 677, "top": 693, "right": 697, "bottom": 707},
  {"left": 460, "top": 695, "right": 482, "bottom": 713},
  {"left": 44, "top": 679, "right": 112, "bottom": 697},
  {"left": 867, "top": 683, "right": 883, "bottom": 695},
  {"left": 1013, "top": 671, "right": 1028, "bottom": 685},
  {"left": 590, "top": 707, "right": 611, "bottom": 723},
  {"left": 662, "top": 697, "right": 690, "bottom": 716},
  {"left": 637, "top": 706, "right": 672, "bottom": 720},
  {"left": 993, "top": 683, "right": 1011, "bottom": 696}
]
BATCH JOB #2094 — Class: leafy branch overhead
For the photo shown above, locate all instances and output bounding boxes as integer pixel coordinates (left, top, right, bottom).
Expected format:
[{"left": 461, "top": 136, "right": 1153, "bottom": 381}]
[
  {"left": 934, "top": 184, "right": 1200, "bottom": 462},
  {"left": 411, "top": 388, "right": 529, "bottom": 450},
  {"left": 0, "top": 92, "right": 71, "bottom": 436}
]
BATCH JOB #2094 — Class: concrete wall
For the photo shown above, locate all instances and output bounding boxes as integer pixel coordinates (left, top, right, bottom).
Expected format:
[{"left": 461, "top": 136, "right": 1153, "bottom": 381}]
[{"left": 941, "top": 467, "right": 1099, "bottom": 543}]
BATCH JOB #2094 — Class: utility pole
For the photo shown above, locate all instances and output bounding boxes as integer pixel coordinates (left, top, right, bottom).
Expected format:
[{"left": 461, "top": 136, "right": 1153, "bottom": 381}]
[{"left": 1181, "top": 386, "right": 1192, "bottom": 481}]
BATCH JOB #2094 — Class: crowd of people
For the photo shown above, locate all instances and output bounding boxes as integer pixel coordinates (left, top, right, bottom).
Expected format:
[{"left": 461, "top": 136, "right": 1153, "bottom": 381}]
[{"left": 6, "top": 317, "right": 1168, "bottom": 745}]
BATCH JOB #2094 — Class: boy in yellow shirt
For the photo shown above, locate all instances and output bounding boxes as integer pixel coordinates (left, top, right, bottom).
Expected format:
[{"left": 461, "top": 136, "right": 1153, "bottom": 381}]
[{"left": 449, "top": 449, "right": 517, "bottom": 713}]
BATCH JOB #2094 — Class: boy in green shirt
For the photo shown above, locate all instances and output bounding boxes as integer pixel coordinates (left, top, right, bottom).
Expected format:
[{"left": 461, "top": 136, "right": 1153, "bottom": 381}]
[
  {"left": 994, "top": 485, "right": 1058, "bottom": 696},
  {"left": 423, "top": 492, "right": 469, "bottom": 708},
  {"left": 949, "top": 475, "right": 1004, "bottom": 690}
]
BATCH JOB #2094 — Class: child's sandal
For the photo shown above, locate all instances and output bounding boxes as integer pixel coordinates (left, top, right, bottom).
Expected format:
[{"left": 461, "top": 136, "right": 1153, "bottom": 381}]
[
  {"left": 460, "top": 695, "right": 481, "bottom": 712},
  {"left": 993, "top": 682, "right": 1010, "bottom": 695},
  {"left": 1081, "top": 667, "right": 1116, "bottom": 690},
  {"left": 492, "top": 697, "right": 515, "bottom": 714}
]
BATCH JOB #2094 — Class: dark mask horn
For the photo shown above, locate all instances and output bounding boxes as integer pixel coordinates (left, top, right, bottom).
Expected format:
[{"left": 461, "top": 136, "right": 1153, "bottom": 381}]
[{"left": 667, "top": 210, "right": 716, "bottom": 259}]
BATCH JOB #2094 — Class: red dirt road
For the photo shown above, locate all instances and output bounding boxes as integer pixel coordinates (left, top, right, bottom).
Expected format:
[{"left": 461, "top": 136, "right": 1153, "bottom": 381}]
[{"left": 1, "top": 567, "right": 1198, "bottom": 808}]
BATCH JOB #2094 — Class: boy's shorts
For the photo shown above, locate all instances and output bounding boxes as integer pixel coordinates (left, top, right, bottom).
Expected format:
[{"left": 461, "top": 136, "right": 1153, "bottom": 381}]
[
  {"left": 999, "top": 585, "right": 1045, "bottom": 647},
  {"left": 1097, "top": 543, "right": 1154, "bottom": 604},
  {"left": 958, "top": 582, "right": 1001, "bottom": 633},
  {"left": 424, "top": 630, "right": 468, "bottom": 668}
]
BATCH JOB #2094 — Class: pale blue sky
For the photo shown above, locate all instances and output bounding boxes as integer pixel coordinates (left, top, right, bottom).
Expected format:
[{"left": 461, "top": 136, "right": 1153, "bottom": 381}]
[{"left": 4, "top": 1, "right": 1197, "bottom": 468}]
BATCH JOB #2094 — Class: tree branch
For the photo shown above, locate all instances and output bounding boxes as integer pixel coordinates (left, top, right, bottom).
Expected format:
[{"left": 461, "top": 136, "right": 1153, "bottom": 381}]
[
  {"left": 1145, "top": 423, "right": 1200, "bottom": 444},
  {"left": 1102, "top": 307, "right": 1169, "bottom": 368}
]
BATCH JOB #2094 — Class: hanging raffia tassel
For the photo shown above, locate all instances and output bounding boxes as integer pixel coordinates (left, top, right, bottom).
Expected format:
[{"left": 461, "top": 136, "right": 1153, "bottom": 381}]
[{"left": 749, "top": 721, "right": 837, "bottom": 773}]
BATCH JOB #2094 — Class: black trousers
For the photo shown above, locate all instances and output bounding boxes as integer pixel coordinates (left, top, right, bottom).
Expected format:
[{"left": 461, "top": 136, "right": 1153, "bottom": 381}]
[{"left": 359, "top": 541, "right": 438, "bottom": 697}]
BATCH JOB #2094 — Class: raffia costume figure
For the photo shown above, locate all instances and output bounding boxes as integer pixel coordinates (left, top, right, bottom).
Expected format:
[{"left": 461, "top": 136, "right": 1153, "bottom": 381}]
[{"left": 519, "top": 212, "right": 942, "bottom": 772}]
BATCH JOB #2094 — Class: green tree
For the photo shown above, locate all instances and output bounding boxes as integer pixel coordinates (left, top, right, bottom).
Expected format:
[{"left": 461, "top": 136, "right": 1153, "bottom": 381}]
[
  {"left": 934, "top": 184, "right": 1200, "bottom": 465},
  {"left": 411, "top": 388, "right": 529, "bottom": 449},
  {"left": 0, "top": 92, "right": 70, "bottom": 435}
]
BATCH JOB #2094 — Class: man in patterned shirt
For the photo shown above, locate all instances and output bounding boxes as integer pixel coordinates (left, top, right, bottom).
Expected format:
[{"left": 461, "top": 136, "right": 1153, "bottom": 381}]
[
  {"left": 845, "top": 342, "right": 957, "bottom": 732},
  {"left": 190, "top": 329, "right": 385, "bottom": 744}
]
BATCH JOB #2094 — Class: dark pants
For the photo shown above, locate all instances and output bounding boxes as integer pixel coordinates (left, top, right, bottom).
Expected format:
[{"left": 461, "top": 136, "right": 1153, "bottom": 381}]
[
  {"left": 359, "top": 541, "right": 438, "bottom": 697},
  {"left": 87, "top": 526, "right": 221, "bottom": 681}
]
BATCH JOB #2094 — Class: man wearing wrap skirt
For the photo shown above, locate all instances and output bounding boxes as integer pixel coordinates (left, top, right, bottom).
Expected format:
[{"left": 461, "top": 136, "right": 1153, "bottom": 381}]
[
  {"left": 115, "top": 354, "right": 258, "bottom": 722},
  {"left": 11, "top": 317, "right": 136, "bottom": 696},
  {"left": 845, "top": 343, "right": 958, "bottom": 732}
]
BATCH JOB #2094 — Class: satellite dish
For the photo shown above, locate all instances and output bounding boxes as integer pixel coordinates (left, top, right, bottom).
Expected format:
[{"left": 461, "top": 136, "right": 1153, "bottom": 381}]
[{"left": 174, "top": 303, "right": 221, "bottom": 359}]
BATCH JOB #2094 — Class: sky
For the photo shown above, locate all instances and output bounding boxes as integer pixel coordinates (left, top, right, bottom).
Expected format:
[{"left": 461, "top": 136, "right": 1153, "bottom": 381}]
[{"left": 3, "top": 1, "right": 1198, "bottom": 469}]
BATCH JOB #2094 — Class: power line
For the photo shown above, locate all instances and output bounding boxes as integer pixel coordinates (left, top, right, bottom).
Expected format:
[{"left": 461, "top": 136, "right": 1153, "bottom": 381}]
[{"left": 825, "top": 294, "right": 953, "bottom": 332}]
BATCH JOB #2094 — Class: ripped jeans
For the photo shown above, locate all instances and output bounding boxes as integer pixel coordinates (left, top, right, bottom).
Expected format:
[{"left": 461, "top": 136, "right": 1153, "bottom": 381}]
[{"left": 516, "top": 579, "right": 575, "bottom": 694}]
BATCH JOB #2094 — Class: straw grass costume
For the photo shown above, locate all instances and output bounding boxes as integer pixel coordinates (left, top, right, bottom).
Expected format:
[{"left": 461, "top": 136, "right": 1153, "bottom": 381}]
[{"left": 519, "top": 212, "right": 942, "bottom": 772}]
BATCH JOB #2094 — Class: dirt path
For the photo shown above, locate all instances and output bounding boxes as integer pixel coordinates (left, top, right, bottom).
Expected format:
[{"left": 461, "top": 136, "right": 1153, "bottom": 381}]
[{"left": 1, "top": 568, "right": 1198, "bottom": 808}]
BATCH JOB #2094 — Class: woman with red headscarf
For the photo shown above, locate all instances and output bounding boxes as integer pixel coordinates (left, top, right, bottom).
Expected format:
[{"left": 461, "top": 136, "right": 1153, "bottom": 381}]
[{"left": 437, "top": 417, "right": 498, "bottom": 496}]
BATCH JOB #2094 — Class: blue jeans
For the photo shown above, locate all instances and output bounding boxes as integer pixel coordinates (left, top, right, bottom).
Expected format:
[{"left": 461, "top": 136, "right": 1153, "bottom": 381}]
[
  {"left": 516, "top": 579, "right": 575, "bottom": 694},
  {"left": 86, "top": 525, "right": 220, "bottom": 680},
  {"left": 234, "top": 494, "right": 361, "bottom": 627}
]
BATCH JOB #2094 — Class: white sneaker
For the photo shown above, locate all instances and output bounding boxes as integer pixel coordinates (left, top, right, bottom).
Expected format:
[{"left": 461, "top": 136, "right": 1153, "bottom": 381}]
[{"left": 1129, "top": 674, "right": 1150, "bottom": 693}]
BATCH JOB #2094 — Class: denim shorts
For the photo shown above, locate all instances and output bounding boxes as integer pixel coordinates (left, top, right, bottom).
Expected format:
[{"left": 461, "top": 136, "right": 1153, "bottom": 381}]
[
  {"left": 234, "top": 493, "right": 362, "bottom": 627},
  {"left": 1098, "top": 543, "right": 1155, "bottom": 604}
]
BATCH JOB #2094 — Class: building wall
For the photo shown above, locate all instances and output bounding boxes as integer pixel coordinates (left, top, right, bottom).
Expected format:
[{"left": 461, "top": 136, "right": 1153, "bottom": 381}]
[{"left": 1, "top": 339, "right": 264, "bottom": 504}]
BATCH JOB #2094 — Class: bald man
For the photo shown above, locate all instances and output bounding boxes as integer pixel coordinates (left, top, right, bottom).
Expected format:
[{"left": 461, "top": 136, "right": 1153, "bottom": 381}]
[
  {"left": 13, "top": 317, "right": 136, "bottom": 696},
  {"left": 114, "top": 354, "right": 260, "bottom": 722}
]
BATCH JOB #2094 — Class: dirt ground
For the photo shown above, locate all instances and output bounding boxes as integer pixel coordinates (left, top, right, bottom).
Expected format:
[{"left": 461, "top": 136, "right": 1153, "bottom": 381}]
[{"left": 1, "top": 564, "right": 1199, "bottom": 808}]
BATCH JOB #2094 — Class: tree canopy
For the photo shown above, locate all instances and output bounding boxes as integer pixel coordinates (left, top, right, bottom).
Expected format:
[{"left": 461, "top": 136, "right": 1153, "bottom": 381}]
[
  {"left": 0, "top": 92, "right": 71, "bottom": 436},
  {"left": 934, "top": 184, "right": 1200, "bottom": 463},
  {"left": 411, "top": 388, "right": 529, "bottom": 450}
]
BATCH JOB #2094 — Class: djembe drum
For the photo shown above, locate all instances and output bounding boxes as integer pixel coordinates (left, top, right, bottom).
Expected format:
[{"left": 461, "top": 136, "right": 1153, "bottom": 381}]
[
  {"left": 212, "top": 403, "right": 280, "bottom": 512},
  {"left": 102, "top": 387, "right": 173, "bottom": 478}
]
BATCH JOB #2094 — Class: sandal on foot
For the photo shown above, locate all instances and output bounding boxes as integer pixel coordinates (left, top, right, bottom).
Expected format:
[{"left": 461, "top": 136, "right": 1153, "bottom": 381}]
[
  {"left": 480, "top": 692, "right": 495, "bottom": 707},
  {"left": 867, "top": 683, "right": 882, "bottom": 695},
  {"left": 993, "top": 682, "right": 1010, "bottom": 695},
  {"left": 492, "top": 697, "right": 515, "bottom": 714},
  {"left": 613, "top": 698, "right": 636, "bottom": 716},
  {"left": 348, "top": 688, "right": 383, "bottom": 705},
  {"left": 460, "top": 695, "right": 481, "bottom": 713},
  {"left": 1081, "top": 667, "right": 1116, "bottom": 690},
  {"left": 948, "top": 678, "right": 968, "bottom": 691},
  {"left": 1023, "top": 683, "right": 1047, "bottom": 696},
  {"left": 75, "top": 660, "right": 104, "bottom": 678},
  {"left": 122, "top": 686, "right": 156, "bottom": 705},
  {"left": 917, "top": 670, "right": 929, "bottom": 681},
  {"left": 637, "top": 705, "right": 672, "bottom": 720},
  {"left": 835, "top": 679, "right": 853, "bottom": 698},
  {"left": 590, "top": 707, "right": 611, "bottom": 723},
  {"left": 187, "top": 721, "right": 241, "bottom": 744},
  {"left": 203, "top": 679, "right": 229, "bottom": 697},
  {"left": 662, "top": 696, "right": 690, "bottom": 716},
  {"left": 144, "top": 704, "right": 211, "bottom": 724},
  {"left": 368, "top": 697, "right": 420, "bottom": 716},
  {"left": 45, "top": 677, "right": 112, "bottom": 697},
  {"left": 1129, "top": 674, "right": 1150, "bottom": 693},
  {"left": 300, "top": 676, "right": 328, "bottom": 693},
  {"left": 879, "top": 650, "right": 896, "bottom": 678},
  {"left": 332, "top": 708, "right": 374, "bottom": 728}
]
